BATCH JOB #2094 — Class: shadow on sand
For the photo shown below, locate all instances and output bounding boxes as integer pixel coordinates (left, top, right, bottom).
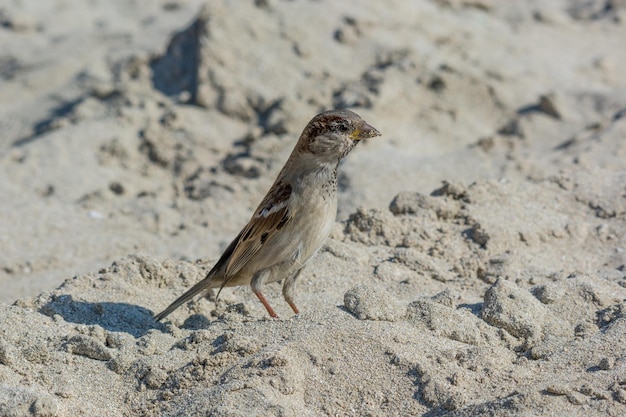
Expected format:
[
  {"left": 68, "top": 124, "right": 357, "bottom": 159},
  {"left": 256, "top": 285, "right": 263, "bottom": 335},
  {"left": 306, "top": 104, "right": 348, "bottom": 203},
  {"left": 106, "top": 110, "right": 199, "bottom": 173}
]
[{"left": 40, "top": 294, "right": 162, "bottom": 338}]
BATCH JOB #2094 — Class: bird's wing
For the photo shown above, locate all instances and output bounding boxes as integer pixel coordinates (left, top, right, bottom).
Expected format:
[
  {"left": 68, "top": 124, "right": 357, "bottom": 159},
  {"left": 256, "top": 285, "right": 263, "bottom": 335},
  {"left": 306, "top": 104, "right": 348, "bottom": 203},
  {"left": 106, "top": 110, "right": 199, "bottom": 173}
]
[{"left": 223, "top": 182, "right": 293, "bottom": 278}]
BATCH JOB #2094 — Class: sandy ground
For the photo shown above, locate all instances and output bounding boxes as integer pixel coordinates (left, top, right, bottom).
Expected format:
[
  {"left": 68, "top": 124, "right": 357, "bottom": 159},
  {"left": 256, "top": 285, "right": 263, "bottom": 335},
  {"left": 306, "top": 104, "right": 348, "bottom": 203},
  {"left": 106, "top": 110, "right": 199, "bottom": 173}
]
[{"left": 1, "top": 0, "right": 625, "bottom": 415}]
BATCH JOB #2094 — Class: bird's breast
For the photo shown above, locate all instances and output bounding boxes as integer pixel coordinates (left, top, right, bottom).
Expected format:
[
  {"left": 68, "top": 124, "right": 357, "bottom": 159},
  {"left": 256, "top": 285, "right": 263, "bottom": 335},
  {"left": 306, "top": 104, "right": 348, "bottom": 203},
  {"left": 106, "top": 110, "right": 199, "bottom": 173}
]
[{"left": 291, "top": 187, "right": 337, "bottom": 259}]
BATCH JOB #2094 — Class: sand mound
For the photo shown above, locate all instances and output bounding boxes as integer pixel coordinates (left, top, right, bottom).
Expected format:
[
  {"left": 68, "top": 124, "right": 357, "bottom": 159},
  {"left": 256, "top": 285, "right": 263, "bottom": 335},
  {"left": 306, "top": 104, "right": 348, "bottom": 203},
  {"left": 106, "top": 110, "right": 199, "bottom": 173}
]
[{"left": 2, "top": 172, "right": 626, "bottom": 415}]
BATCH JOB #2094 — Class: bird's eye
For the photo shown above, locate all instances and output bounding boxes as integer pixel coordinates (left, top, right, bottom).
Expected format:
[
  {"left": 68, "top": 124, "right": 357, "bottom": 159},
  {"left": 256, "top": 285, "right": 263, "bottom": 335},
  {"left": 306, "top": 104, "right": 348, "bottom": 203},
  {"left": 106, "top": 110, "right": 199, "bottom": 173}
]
[{"left": 337, "top": 122, "right": 349, "bottom": 133}]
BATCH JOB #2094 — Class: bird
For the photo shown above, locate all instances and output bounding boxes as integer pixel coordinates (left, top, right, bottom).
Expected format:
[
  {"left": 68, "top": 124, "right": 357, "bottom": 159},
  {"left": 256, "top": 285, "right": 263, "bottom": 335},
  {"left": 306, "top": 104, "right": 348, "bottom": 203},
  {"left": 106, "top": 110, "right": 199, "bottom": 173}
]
[{"left": 154, "top": 109, "right": 381, "bottom": 321}]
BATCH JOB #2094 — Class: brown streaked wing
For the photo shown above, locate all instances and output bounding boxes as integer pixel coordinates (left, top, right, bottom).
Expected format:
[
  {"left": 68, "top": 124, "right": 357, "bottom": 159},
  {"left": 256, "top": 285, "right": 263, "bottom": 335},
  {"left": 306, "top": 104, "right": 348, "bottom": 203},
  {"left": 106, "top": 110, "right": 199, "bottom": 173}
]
[{"left": 223, "top": 183, "right": 293, "bottom": 278}]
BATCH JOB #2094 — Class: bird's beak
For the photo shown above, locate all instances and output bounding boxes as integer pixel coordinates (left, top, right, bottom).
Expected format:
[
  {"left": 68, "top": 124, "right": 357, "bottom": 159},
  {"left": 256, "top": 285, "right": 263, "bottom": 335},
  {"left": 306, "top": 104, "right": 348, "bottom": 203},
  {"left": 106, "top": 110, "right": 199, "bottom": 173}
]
[{"left": 351, "top": 121, "right": 381, "bottom": 141}]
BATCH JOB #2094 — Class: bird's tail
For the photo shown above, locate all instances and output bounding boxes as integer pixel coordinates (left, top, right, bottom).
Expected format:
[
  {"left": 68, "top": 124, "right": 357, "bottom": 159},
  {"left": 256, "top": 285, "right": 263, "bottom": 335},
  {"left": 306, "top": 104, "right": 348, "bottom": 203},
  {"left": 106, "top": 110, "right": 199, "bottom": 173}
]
[{"left": 154, "top": 275, "right": 218, "bottom": 321}]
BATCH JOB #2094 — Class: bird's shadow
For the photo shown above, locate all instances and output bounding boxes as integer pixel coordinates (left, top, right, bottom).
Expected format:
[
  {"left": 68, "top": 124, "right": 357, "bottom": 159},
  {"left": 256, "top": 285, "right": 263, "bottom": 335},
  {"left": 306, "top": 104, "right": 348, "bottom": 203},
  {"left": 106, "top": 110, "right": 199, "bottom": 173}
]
[{"left": 40, "top": 294, "right": 161, "bottom": 338}]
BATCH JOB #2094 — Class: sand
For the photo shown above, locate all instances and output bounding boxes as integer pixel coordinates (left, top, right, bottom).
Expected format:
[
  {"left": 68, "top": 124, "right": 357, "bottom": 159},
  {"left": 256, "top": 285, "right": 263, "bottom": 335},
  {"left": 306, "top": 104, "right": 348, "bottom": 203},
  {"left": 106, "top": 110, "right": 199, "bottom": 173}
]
[{"left": 1, "top": 0, "right": 625, "bottom": 415}]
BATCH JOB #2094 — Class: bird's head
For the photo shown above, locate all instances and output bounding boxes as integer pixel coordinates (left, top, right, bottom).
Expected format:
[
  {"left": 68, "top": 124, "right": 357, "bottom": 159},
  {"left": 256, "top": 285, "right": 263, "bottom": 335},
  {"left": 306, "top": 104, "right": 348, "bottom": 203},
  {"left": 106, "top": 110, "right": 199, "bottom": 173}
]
[{"left": 296, "top": 109, "right": 381, "bottom": 163}]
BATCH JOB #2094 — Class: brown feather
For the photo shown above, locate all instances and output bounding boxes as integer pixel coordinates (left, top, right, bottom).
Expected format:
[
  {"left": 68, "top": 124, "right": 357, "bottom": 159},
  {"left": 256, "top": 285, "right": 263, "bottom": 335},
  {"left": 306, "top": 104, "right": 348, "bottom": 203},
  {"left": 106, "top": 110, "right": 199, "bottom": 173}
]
[{"left": 222, "top": 182, "right": 293, "bottom": 279}]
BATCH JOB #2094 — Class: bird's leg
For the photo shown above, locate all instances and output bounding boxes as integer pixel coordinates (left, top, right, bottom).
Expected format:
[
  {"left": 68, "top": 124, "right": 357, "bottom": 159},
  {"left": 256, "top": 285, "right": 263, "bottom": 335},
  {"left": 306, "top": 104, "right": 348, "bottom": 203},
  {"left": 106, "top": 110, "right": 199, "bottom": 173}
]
[
  {"left": 253, "top": 289, "right": 278, "bottom": 318},
  {"left": 287, "top": 300, "right": 299, "bottom": 315},
  {"left": 282, "top": 269, "right": 303, "bottom": 314},
  {"left": 251, "top": 269, "right": 278, "bottom": 318}
]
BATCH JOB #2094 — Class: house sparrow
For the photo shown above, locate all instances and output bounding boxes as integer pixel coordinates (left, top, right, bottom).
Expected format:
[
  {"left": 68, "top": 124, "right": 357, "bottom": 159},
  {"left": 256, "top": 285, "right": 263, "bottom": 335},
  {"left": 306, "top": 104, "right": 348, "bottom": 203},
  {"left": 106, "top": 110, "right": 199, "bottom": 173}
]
[{"left": 154, "top": 109, "right": 381, "bottom": 321}]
